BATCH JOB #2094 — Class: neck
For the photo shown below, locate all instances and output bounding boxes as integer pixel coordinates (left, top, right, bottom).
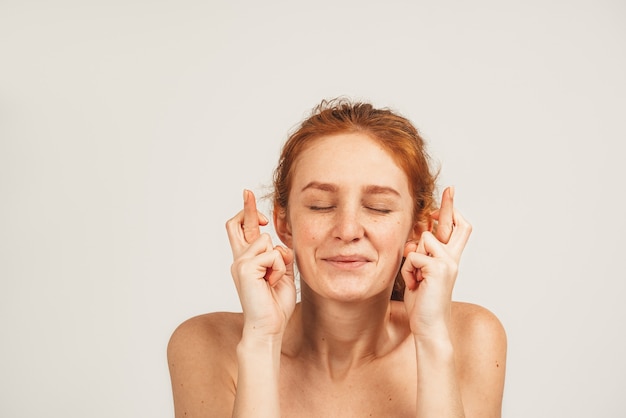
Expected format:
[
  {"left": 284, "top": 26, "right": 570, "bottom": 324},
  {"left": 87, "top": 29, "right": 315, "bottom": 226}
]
[{"left": 285, "top": 283, "right": 397, "bottom": 379}]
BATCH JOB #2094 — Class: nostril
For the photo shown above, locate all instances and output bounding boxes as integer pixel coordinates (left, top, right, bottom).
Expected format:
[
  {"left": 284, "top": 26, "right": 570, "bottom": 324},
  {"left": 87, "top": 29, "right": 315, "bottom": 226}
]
[{"left": 333, "top": 216, "right": 365, "bottom": 242}]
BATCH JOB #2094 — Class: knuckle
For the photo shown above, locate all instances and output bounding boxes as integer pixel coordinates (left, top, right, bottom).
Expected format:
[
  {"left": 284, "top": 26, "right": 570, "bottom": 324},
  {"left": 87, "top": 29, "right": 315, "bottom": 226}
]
[
  {"left": 259, "top": 233, "right": 272, "bottom": 245},
  {"left": 225, "top": 216, "right": 239, "bottom": 231},
  {"left": 230, "top": 261, "right": 240, "bottom": 280},
  {"left": 231, "top": 259, "right": 245, "bottom": 277},
  {"left": 273, "top": 251, "right": 286, "bottom": 272}
]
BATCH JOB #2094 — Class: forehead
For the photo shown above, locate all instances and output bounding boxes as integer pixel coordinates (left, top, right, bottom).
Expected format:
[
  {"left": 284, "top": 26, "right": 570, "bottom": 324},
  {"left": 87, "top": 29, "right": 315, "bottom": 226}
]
[{"left": 291, "top": 133, "right": 409, "bottom": 193}]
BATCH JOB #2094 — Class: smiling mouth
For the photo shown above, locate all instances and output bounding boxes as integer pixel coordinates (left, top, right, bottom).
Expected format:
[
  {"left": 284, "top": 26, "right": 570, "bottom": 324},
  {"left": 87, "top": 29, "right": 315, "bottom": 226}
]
[{"left": 322, "top": 256, "right": 371, "bottom": 269}]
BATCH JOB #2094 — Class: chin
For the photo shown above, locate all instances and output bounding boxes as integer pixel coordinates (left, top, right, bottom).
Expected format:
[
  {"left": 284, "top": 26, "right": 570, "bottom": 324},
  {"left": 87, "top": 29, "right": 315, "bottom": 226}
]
[{"left": 302, "top": 274, "right": 392, "bottom": 303}]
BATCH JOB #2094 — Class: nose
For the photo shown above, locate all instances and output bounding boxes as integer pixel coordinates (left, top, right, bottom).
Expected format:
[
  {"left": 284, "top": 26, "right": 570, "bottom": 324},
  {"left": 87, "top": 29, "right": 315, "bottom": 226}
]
[{"left": 333, "top": 205, "right": 365, "bottom": 242}]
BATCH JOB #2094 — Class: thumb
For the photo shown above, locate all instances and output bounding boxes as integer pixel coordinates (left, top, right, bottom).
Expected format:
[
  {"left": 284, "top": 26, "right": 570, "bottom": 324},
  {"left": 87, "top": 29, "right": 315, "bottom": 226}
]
[
  {"left": 276, "top": 246, "right": 295, "bottom": 278},
  {"left": 404, "top": 240, "right": 418, "bottom": 257},
  {"left": 264, "top": 245, "right": 295, "bottom": 287}
]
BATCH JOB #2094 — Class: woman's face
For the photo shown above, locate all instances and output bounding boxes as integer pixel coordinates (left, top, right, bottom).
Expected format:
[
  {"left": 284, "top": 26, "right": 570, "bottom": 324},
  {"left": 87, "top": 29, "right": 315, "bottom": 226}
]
[{"left": 277, "top": 133, "right": 417, "bottom": 301}]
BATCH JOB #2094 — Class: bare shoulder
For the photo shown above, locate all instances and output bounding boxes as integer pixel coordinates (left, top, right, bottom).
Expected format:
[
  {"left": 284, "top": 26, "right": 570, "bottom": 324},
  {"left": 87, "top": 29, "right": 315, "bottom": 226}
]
[
  {"left": 168, "top": 311, "right": 243, "bottom": 355},
  {"left": 451, "top": 301, "right": 507, "bottom": 343},
  {"left": 451, "top": 301, "right": 507, "bottom": 417},
  {"left": 167, "top": 312, "right": 243, "bottom": 417},
  {"left": 451, "top": 301, "right": 507, "bottom": 363}
]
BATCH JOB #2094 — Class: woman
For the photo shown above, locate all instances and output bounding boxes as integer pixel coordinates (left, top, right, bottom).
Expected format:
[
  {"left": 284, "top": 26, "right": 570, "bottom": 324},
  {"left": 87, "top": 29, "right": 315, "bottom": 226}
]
[{"left": 167, "top": 99, "right": 507, "bottom": 417}]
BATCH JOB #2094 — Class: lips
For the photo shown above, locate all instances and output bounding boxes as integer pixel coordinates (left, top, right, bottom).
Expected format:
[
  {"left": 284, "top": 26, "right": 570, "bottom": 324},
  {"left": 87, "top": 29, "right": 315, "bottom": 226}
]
[{"left": 322, "top": 255, "right": 371, "bottom": 269}]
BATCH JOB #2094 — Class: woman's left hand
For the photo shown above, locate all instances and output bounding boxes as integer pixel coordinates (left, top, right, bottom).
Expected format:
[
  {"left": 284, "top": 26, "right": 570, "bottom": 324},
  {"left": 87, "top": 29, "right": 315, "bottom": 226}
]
[{"left": 401, "top": 186, "right": 472, "bottom": 338}]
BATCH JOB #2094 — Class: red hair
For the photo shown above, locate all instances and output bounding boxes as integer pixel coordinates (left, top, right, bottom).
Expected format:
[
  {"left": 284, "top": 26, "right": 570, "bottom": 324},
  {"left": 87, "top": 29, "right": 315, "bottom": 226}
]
[{"left": 272, "top": 98, "right": 439, "bottom": 300}]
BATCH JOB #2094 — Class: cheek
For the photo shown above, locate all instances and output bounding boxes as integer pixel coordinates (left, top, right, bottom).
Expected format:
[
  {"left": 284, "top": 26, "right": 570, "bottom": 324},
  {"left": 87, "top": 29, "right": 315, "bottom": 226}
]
[
  {"left": 376, "top": 216, "right": 411, "bottom": 238},
  {"left": 291, "top": 218, "right": 323, "bottom": 249},
  {"left": 372, "top": 222, "right": 413, "bottom": 257}
]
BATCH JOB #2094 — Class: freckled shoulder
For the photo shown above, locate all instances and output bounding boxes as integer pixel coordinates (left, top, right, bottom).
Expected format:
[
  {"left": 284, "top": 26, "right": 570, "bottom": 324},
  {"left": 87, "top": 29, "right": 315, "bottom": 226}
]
[
  {"left": 167, "top": 312, "right": 243, "bottom": 417},
  {"left": 451, "top": 301, "right": 507, "bottom": 416},
  {"left": 451, "top": 301, "right": 507, "bottom": 348}
]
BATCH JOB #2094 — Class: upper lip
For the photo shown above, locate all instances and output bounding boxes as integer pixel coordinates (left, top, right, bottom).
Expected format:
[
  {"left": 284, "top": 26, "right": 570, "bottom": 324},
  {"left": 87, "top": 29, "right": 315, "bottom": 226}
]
[{"left": 323, "top": 255, "right": 371, "bottom": 262}]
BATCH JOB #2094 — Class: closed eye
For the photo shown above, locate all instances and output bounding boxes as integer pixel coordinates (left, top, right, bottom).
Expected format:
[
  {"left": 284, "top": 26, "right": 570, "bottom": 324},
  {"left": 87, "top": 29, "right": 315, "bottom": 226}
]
[
  {"left": 309, "top": 205, "right": 335, "bottom": 211},
  {"left": 366, "top": 207, "right": 392, "bottom": 214}
]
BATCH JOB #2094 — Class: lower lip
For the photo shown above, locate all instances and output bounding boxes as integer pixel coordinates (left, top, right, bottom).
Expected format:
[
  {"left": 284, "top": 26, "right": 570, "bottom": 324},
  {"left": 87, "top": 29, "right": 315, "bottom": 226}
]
[{"left": 324, "top": 260, "right": 369, "bottom": 270}]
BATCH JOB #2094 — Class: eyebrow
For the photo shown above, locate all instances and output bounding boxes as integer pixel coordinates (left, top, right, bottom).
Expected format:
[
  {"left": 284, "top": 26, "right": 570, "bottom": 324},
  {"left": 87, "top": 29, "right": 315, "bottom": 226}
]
[
  {"left": 363, "top": 185, "right": 401, "bottom": 197},
  {"left": 301, "top": 182, "right": 401, "bottom": 197},
  {"left": 301, "top": 182, "right": 338, "bottom": 193}
]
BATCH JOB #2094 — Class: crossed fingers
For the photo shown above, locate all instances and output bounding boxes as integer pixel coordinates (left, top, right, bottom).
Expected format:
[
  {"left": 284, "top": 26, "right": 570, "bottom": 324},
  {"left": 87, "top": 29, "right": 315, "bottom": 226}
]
[
  {"left": 401, "top": 186, "right": 472, "bottom": 290},
  {"left": 226, "top": 189, "right": 269, "bottom": 259}
]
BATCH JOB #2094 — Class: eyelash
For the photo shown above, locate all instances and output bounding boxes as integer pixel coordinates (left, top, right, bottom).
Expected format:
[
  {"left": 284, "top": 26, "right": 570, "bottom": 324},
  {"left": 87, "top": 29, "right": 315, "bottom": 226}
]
[
  {"left": 308, "top": 206, "right": 392, "bottom": 214},
  {"left": 368, "top": 207, "right": 392, "bottom": 214}
]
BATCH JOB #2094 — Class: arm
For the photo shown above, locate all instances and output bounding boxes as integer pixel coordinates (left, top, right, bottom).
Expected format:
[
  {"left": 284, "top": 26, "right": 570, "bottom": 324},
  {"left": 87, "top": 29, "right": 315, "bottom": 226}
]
[
  {"left": 411, "top": 303, "right": 507, "bottom": 418},
  {"left": 167, "top": 309, "right": 288, "bottom": 418},
  {"left": 232, "top": 332, "right": 283, "bottom": 417},
  {"left": 168, "top": 190, "right": 296, "bottom": 418},
  {"left": 414, "top": 327, "right": 465, "bottom": 417},
  {"left": 402, "top": 187, "right": 505, "bottom": 417},
  {"left": 403, "top": 229, "right": 467, "bottom": 417},
  {"left": 227, "top": 190, "right": 296, "bottom": 417}
]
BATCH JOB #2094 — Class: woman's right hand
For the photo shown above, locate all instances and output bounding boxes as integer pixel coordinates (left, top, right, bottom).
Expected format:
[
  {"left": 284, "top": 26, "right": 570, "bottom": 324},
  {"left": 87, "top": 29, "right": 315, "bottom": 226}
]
[{"left": 226, "top": 189, "right": 296, "bottom": 339}]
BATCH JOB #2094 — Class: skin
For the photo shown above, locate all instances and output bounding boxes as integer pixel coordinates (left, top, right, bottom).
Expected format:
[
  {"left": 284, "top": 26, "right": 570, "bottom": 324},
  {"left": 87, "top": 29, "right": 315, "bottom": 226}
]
[{"left": 167, "top": 133, "right": 507, "bottom": 417}]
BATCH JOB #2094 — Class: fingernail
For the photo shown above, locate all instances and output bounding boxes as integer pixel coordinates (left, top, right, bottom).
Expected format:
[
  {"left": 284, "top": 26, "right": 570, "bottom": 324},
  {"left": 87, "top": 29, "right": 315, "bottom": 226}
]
[
  {"left": 449, "top": 185, "right": 455, "bottom": 199},
  {"left": 260, "top": 213, "right": 269, "bottom": 223},
  {"left": 243, "top": 189, "right": 249, "bottom": 202}
]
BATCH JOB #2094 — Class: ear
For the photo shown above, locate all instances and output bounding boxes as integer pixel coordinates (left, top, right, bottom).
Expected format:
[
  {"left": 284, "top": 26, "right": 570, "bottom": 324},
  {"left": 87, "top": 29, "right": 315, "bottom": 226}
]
[
  {"left": 273, "top": 208, "right": 293, "bottom": 247},
  {"left": 409, "top": 217, "right": 433, "bottom": 241},
  {"left": 404, "top": 219, "right": 431, "bottom": 257}
]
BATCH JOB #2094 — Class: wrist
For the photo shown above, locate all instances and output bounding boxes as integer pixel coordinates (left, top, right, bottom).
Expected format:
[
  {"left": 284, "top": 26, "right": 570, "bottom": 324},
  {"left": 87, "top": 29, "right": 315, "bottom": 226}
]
[
  {"left": 410, "top": 307, "right": 453, "bottom": 341},
  {"left": 414, "top": 333, "right": 454, "bottom": 356},
  {"left": 413, "top": 323, "right": 454, "bottom": 358},
  {"left": 238, "top": 329, "right": 284, "bottom": 358}
]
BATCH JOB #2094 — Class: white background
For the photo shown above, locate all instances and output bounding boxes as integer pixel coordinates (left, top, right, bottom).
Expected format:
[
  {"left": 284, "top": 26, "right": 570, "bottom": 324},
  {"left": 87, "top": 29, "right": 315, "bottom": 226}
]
[{"left": 1, "top": 1, "right": 625, "bottom": 417}]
